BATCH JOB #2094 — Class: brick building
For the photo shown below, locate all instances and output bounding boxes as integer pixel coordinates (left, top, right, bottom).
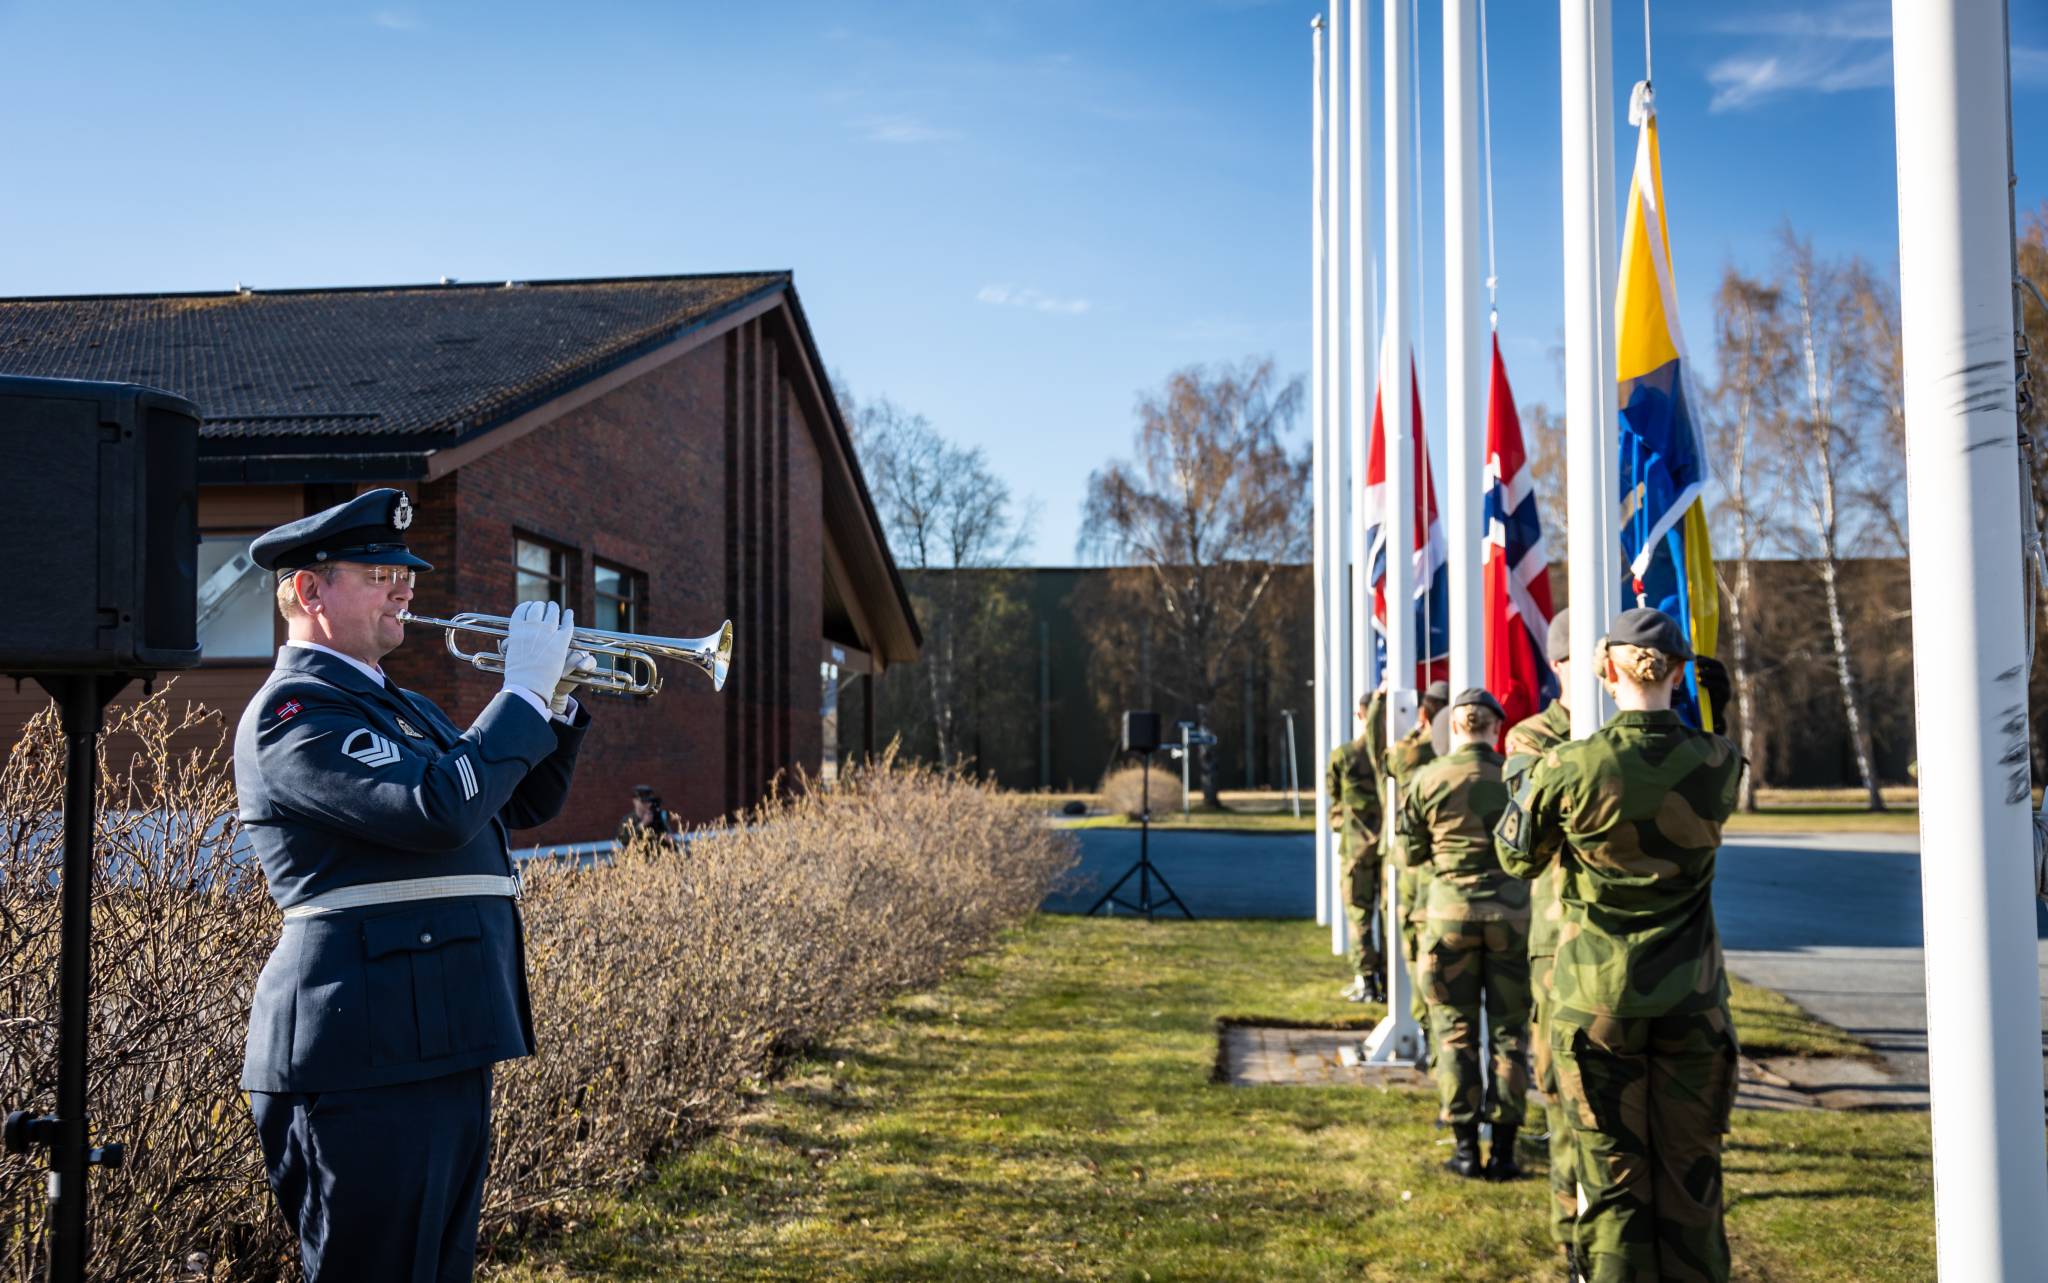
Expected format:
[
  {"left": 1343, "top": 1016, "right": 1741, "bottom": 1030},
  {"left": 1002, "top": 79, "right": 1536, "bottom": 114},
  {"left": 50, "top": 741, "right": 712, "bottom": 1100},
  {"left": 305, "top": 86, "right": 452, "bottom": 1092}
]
[{"left": 0, "top": 274, "right": 920, "bottom": 843}]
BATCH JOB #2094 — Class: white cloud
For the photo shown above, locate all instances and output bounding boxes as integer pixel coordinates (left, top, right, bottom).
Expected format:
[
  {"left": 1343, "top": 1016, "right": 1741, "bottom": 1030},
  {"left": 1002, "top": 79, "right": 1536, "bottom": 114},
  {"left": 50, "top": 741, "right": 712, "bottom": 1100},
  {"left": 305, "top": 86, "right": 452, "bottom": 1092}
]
[
  {"left": 370, "top": 9, "right": 421, "bottom": 31},
  {"left": 976, "top": 284, "right": 1091, "bottom": 316},
  {"left": 1703, "top": 2, "right": 1893, "bottom": 112},
  {"left": 856, "top": 115, "right": 962, "bottom": 145}
]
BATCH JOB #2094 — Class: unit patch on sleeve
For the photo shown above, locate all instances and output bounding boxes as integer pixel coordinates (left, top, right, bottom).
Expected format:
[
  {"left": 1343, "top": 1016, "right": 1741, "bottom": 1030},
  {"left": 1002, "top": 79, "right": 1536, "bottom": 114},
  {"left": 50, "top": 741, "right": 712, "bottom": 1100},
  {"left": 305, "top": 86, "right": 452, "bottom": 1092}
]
[
  {"left": 274, "top": 699, "right": 302, "bottom": 722},
  {"left": 340, "top": 728, "right": 402, "bottom": 769}
]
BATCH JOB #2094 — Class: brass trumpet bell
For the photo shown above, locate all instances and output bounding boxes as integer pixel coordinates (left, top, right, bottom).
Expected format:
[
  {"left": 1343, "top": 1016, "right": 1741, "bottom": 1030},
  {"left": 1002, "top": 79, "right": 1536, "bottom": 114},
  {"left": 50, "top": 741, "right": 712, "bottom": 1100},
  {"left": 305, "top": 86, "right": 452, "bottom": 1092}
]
[{"left": 397, "top": 611, "right": 733, "bottom": 695}]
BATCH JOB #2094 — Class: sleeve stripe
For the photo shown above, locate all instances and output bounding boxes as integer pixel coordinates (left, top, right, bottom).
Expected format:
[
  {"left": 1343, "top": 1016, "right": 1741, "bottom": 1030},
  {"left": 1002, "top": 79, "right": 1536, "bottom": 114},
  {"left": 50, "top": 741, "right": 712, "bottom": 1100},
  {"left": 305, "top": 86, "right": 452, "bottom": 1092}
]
[{"left": 454, "top": 755, "right": 479, "bottom": 801}]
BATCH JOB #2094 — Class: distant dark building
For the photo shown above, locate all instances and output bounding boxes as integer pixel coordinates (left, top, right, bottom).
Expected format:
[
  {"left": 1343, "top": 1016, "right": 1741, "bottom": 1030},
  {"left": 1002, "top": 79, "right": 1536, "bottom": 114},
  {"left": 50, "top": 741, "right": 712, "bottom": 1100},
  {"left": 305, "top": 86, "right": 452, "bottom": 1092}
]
[{"left": 0, "top": 274, "right": 920, "bottom": 842}]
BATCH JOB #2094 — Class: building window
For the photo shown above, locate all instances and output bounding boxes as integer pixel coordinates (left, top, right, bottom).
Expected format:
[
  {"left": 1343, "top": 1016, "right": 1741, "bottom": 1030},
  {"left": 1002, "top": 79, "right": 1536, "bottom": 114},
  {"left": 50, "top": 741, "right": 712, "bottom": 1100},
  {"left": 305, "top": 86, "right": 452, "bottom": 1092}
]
[
  {"left": 592, "top": 561, "right": 644, "bottom": 634},
  {"left": 820, "top": 660, "right": 841, "bottom": 786},
  {"left": 515, "top": 535, "right": 572, "bottom": 609},
  {"left": 592, "top": 561, "right": 647, "bottom": 683},
  {"left": 196, "top": 535, "right": 274, "bottom": 660}
]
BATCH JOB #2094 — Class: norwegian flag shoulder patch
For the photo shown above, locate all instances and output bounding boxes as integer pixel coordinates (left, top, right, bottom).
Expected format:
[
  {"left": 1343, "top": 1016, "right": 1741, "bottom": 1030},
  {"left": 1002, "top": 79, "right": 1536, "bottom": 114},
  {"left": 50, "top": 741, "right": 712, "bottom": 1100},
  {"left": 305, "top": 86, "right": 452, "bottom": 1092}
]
[{"left": 274, "top": 699, "right": 303, "bottom": 722}]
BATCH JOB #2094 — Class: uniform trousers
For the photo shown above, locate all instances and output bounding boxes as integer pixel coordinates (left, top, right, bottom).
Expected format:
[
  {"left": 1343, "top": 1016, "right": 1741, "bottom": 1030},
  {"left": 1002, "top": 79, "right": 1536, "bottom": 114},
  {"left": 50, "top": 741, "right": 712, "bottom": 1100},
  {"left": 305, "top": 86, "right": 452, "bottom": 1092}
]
[
  {"left": 1550, "top": 1005, "right": 1738, "bottom": 1283},
  {"left": 1528, "top": 952, "right": 1577, "bottom": 1249},
  {"left": 1340, "top": 844, "right": 1383, "bottom": 982},
  {"left": 1418, "top": 900, "right": 1530, "bottom": 1126},
  {"left": 1398, "top": 867, "right": 1431, "bottom": 1029},
  {"left": 251, "top": 1066, "right": 495, "bottom": 1283}
]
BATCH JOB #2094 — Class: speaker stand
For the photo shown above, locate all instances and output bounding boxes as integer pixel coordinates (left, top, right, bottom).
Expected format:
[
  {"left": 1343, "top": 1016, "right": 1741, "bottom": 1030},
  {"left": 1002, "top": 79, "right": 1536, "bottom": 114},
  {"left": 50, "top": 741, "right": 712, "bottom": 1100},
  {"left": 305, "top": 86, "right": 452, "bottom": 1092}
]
[
  {"left": 1087, "top": 749, "right": 1193, "bottom": 920},
  {"left": 4, "top": 675, "right": 133, "bottom": 1283}
]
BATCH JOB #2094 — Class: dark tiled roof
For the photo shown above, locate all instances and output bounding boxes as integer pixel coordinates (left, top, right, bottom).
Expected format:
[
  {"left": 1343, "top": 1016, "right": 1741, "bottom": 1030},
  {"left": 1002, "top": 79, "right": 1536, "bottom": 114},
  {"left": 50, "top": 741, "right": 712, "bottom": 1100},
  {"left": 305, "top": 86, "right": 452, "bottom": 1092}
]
[{"left": 0, "top": 273, "right": 787, "bottom": 473}]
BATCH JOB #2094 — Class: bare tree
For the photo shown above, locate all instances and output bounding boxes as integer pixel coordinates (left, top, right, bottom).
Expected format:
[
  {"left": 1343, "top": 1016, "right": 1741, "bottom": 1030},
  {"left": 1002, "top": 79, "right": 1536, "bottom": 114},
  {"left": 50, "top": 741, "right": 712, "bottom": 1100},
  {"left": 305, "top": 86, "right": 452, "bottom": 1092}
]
[
  {"left": 849, "top": 396, "right": 1033, "bottom": 770},
  {"left": 1706, "top": 268, "right": 1793, "bottom": 810},
  {"left": 1776, "top": 229, "right": 1885, "bottom": 810},
  {"left": 1518, "top": 400, "right": 1568, "bottom": 549},
  {"left": 1078, "top": 358, "right": 1308, "bottom": 805}
]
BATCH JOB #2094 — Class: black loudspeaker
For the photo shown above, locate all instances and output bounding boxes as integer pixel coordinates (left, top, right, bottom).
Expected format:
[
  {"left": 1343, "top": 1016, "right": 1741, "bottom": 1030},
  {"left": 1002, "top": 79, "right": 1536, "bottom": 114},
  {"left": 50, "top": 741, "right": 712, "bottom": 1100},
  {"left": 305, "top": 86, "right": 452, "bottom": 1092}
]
[
  {"left": 1122, "top": 710, "right": 1160, "bottom": 753},
  {"left": 0, "top": 376, "right": 203, "bottom": 674}
]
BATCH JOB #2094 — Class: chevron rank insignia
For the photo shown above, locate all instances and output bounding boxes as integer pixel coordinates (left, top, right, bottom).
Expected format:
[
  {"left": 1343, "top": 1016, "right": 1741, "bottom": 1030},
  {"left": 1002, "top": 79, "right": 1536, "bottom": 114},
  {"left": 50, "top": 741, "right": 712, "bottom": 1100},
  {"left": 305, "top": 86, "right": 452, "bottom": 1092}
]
[
  {"left": 340, "top": 728, "right": 402, "bottom": 768},
  {"left": 394, "top": 716, "right": 425, "bottom": 738}
]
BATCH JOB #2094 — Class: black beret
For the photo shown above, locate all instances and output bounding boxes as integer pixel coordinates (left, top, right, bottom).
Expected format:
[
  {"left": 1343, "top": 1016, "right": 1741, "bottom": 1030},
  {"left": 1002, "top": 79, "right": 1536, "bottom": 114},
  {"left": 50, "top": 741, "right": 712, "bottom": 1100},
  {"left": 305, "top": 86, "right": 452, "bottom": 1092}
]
[
  {"left": 1546, "top": 609, "right": 1571, "bottom": 663},
  {"left": 1422, "top": 680, "right": 1451, "bottom": 705},
  {"left": 249, "top": 488, "right": 433, "bottom": 574},
  {"left": 1608, "top": 607, "right": 1693, "bottom": 660},
  {"left": 1450, "top": 687, "right": 1505, "bottom": 720}
]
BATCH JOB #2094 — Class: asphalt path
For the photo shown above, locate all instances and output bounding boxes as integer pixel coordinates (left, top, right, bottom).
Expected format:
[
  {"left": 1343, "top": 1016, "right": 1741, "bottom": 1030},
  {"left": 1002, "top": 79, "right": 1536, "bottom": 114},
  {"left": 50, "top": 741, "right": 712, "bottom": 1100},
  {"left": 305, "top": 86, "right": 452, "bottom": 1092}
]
[{"left": 1048, "top": 825, "right": 2048, "bottom": 1098}]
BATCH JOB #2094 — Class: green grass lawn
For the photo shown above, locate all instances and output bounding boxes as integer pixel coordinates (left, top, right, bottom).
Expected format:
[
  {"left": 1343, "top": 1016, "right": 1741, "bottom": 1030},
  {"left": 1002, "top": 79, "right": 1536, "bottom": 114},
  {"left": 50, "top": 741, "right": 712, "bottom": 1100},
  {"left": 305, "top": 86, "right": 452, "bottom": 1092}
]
[{"left": 487, "top": 918, "right": 1932, "bottom": 1283}]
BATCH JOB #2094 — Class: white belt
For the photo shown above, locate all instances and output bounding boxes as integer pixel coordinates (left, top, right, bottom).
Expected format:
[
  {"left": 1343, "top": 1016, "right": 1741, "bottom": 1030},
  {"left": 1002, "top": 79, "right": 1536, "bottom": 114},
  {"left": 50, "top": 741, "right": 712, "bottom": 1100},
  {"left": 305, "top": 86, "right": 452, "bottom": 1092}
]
[{"left": 280, "top": 874, "right": 521, "bottom": 919}]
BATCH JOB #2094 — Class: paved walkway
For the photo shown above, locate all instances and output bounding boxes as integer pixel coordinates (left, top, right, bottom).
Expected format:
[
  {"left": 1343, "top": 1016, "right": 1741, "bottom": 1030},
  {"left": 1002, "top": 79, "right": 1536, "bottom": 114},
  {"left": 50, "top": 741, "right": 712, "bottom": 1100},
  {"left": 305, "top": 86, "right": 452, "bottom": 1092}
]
[{"left": 1049, "top": 826, "right": 2048, "bottom": 1103}]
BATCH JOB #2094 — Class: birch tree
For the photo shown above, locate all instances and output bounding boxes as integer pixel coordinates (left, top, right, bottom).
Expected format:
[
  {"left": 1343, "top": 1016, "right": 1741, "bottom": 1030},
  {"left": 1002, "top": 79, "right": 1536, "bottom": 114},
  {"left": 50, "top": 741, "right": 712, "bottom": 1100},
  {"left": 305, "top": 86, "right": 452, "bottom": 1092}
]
[
  {"left": 849, "top": 396, "right": 1032, "bottom": 770},
  {"left": 1707, "top": 268, "right": 1793, "bottom": 811},
  {"left": 1777, "top": 230, "right": 1885, "bottom": 811},
  {"left": 1078, "top": 359, "right": 1308, "bottom": 806}
]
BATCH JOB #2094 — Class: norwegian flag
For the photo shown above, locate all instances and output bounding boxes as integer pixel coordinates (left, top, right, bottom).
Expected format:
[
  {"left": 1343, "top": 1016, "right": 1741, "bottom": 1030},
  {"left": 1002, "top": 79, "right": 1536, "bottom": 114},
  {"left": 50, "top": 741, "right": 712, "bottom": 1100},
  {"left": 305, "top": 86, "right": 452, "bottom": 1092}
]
[
  {"left": 1481, "top": 336, "right": 1558, "bottom": 730},
  {"left": 1363, "top": 347, "right": 1450, "bottom": 690}
]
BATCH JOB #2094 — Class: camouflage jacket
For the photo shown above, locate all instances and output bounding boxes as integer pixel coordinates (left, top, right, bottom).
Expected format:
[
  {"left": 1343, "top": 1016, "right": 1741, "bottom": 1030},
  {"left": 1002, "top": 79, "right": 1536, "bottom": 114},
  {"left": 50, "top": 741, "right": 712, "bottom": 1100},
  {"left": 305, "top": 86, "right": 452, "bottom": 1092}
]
[
  {"left": 1397, "top": 744, "right": 1517, "bottom": 901},
  {"left": 1325, "top": 732, "right": 1382, "bottom": 858},
  {"left": 1502, "top": 700, "right": 1573, "bottom": 957},
  {"left": 1384, "top": 718, "right": 1437, "bottom": 870},
  {"left": 1495, "top": 709, "right": 1742, "bottom": 1020}
]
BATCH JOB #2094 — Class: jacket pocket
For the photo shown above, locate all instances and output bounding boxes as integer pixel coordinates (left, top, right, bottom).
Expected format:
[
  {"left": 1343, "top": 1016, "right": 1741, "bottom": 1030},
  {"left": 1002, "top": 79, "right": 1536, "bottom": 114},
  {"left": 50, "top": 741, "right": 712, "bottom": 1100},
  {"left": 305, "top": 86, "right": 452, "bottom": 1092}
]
[{"left": 361, "top": 903, "right": 491, "bottom": 1066}]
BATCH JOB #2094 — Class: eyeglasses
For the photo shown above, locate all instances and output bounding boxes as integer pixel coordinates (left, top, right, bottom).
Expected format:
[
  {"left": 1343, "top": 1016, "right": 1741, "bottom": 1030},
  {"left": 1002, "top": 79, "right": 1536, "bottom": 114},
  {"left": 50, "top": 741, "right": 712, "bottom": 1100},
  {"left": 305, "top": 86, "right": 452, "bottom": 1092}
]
[{"left": 331, "top": 564, "right": 418, "bottom": 588}]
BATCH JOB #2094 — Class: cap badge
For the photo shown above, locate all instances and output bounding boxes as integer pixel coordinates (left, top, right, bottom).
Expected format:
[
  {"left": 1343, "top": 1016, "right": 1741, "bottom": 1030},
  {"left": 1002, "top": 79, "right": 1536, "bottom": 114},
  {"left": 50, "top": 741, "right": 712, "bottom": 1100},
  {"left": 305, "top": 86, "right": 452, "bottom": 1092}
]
[{"left": 392, "top": 494, "right": 413, "bottom": 530}]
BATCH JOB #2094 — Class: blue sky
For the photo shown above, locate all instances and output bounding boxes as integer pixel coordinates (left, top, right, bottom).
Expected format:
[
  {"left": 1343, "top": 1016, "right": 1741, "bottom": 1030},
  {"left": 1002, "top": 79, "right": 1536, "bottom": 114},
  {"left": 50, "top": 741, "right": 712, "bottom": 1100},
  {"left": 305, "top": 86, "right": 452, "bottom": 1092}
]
[{"left": 2, "top": 1, "right": 2045, "bottom": 562}]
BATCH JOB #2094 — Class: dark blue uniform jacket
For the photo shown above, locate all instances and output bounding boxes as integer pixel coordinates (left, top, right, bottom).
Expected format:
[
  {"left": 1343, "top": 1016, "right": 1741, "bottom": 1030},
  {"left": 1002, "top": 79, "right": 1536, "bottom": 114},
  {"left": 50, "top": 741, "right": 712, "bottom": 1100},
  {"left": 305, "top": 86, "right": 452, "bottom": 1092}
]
[{"left": 235, "top": 646, "right": 589, "bottom": 1093}]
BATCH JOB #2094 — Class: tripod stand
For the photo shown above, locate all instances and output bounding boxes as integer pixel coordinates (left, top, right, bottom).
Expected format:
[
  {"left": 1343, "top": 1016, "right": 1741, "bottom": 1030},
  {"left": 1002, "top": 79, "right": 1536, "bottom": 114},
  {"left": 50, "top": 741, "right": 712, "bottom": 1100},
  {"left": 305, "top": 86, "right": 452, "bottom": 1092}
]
[{"left": 1086, "top": 749, "right": 1193, "bottom": 920}]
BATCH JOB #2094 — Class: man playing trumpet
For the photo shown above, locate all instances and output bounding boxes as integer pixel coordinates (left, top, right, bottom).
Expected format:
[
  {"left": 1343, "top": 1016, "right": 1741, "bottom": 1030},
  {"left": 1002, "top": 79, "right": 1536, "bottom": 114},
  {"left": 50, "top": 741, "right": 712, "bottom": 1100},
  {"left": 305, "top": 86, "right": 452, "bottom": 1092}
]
[{"left": 233, "top": 488, "right": 594, "bottom": 1282}]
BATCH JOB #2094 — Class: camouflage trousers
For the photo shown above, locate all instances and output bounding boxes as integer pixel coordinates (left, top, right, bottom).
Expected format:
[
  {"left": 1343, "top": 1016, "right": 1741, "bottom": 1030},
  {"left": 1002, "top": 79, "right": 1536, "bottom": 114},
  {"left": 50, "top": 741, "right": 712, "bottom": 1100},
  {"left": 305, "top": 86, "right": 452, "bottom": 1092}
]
[
  {"left": 1417, "top": 899, "right": 1531, "bottom": 1126},
  {"left": 1341, "top": 847, "right": 1384, "bottom": 982},
  {"left": 1550, "top": 1004, "right": 1739, "bottom": 1283},
  {"left": 1529, "top": 952, "right": 1576, "bottom": 1249},
  {"left": 1398, "top": 867, "right": 1430, "bottom": 1027}
]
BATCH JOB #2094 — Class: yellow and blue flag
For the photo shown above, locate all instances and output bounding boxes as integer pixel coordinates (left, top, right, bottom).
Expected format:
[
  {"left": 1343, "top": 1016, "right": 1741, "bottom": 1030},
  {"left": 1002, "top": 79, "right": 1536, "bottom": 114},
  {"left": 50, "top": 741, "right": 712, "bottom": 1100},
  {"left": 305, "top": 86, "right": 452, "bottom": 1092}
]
[{"left": 1615, "top": 96, "right": 1718, "bottom": 729}]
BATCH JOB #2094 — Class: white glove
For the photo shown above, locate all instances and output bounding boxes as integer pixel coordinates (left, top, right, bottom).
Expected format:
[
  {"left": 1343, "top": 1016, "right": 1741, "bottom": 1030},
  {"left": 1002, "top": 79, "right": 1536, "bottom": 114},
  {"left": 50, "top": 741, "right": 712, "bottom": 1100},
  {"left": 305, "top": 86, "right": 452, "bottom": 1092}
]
[
  {"left": 553, "top": 649, "right": 597, "bottom": 717},
  {"left": 500, "top": 601, "right": 575, "bottom": 703}
]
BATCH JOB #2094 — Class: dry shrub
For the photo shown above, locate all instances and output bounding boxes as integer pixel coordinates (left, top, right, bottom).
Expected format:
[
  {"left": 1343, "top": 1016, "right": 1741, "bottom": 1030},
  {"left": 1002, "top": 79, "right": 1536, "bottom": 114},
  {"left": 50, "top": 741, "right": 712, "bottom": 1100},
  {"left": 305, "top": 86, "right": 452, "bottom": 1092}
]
[
  {"left": 0, "top": 691, "right": 1074, "bottom": 1280},
  {"left": 0, "top": 689, "right": 288, "bottom": 1281},
  {"left": 484, "top": 748, "right": 1076, "bottom": 1230},
  {"left": 1098, "top": 764, "right": 1183, "bottom": 819}
]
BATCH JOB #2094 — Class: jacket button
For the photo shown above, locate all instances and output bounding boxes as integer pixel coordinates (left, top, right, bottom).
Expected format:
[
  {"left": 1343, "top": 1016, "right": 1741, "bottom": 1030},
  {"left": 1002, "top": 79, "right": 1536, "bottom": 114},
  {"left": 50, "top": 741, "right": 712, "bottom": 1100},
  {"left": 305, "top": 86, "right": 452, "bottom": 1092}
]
[{"left": 419, "top": 931, "right": 433, "bottom": 944}]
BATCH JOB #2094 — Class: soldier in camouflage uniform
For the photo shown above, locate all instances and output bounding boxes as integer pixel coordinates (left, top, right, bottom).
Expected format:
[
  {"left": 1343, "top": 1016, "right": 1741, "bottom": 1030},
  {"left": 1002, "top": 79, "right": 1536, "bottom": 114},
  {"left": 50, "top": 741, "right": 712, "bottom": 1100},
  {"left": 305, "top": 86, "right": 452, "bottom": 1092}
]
[
  {"left": 1496, "top": 609, "right": 1743, "bottom": 1283},
  {"left": 1399, "top": 688, "right": 1529, "bottom": 1180},
  {"left": 1327, "top": 690, "right": 1388, "bottom": 1001},
  {"left": 1504, "top": 612, "right": 1585, "bottom": 1263},
  {"left": 1386, "top": 681, "right": 1449, "bottom": 1034}
]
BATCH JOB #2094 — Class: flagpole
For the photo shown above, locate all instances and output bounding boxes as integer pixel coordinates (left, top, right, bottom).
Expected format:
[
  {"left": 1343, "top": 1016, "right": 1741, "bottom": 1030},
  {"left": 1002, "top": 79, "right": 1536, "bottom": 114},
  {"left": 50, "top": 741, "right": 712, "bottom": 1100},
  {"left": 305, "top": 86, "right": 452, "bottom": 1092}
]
[
  {"left": 1340, "top": 0, "right": 1372, "bottom": 958},
  {"left": 1361, "top": 0, "right": 1424, "bottom": 1065},
  {"left": 1559, "top": 0, "right": 1618, "bottom": 740},
  {"left": 1325, "top": 0, "right": 1349, "bottom": 942},
  {"left": 1442, "top": 0, "right": 1484, "bottom": 698},
  {"left": 1311, "top": 14, "right": 1333, "bottom": 933},
  {"left": 1892, "top": 1, "right": 2048, "bottom": 1274}
]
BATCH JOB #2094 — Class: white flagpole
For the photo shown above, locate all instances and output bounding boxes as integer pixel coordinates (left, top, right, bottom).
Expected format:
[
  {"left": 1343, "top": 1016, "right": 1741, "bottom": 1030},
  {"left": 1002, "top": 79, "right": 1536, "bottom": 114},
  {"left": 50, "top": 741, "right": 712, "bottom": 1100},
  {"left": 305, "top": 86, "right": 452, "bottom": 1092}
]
[
  {"left": 1443, "top": 0, "right": 1484, "bottom": 697},
  {"left": 1560, "top": 0, "right": 1617, "bottom": 740},
  {"left": 1311, "top": 15, "right": 1333, "bottom": 932},
  {"left": 1892, "top": 1, "right": 2048, "bottom": 1274},
  {"left": 1362, "top": 0, "right": 1424, "bottom": 1064},
  {"left": 1325, "top": 0, "right": 1349, "bottom": 939},
  {"left": 1338, "top": 0, "right": 1372, "bottom": 958}
]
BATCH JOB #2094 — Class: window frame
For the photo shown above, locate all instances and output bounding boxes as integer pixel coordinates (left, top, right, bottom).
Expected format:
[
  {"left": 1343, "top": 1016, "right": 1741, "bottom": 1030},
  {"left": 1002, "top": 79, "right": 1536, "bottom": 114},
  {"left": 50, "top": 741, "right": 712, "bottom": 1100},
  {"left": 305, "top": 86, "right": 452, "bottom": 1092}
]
[
  {"left": 513, "top": 532, "right": 578, "bottom": 614},
  {"left": 591, "top": 559, "right": 647, "bottom": 637},
  {"left": 195, "top": 529, "right": 281, "bottom": 665}
]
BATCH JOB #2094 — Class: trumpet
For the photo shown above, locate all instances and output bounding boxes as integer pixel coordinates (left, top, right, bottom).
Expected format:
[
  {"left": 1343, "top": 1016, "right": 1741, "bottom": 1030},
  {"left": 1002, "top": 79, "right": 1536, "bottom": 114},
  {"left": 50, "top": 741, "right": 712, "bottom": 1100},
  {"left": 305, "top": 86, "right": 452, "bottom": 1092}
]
[{"left": 397, "top": 610, "right": 733, "bottom": 696}]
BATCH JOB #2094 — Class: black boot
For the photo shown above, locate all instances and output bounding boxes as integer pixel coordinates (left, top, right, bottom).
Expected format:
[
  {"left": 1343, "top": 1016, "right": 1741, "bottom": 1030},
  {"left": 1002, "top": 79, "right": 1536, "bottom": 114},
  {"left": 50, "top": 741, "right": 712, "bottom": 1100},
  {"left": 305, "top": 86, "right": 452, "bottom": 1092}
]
[
  {"left": 1486, "top": 1123, "right": 1524, "bottom": 1180},
  {"left": 1442, "top": 1123, "right": 1483, "bottom": 1178}
]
